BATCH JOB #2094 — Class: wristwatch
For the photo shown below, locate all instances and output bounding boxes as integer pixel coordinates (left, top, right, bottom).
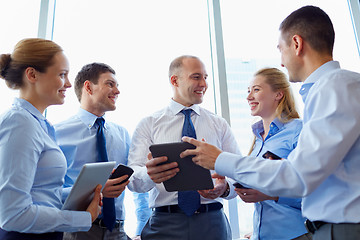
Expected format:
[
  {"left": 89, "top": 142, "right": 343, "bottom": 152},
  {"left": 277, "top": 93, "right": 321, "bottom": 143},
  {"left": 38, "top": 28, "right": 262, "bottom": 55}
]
[{"left": 220, "top": 183, "right": 230, "bottom": 198}]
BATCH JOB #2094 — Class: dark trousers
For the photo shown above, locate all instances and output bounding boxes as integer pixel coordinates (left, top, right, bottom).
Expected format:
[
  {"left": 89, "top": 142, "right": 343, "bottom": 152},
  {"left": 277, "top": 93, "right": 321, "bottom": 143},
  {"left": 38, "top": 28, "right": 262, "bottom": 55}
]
[
  {"left": 141, "top": 208, "right": 231, "bottom": 240},
  {"left": 0, "top": 228, "right": 63, "bottom": 240},
  {"left": 313, "top": 223, "right": 360, "bottom": 240},
  {"left": 63, "top": 221, "right": 130, "bottom": 240}
]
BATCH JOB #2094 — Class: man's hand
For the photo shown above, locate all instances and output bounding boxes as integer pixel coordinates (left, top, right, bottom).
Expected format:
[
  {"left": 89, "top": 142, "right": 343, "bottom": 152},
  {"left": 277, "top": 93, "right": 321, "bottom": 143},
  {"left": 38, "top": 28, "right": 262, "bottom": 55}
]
[
  {"left": 86, "top": 184, "right": 103, "bottom": 222},
  {"left": 180, "top": 137, "right": 222, "bottom": 170},
  {"left": 235, "top": 188, "right": 278, "bottom": 203},
  {"left": 199, "top": 173, "right": 227, "bottom": 199},
  {"left": 146, "top": 152, "right": 179, "bottom": 183},
  {"left": 102, "top": 175, "right": 129, "bottom": 198}
]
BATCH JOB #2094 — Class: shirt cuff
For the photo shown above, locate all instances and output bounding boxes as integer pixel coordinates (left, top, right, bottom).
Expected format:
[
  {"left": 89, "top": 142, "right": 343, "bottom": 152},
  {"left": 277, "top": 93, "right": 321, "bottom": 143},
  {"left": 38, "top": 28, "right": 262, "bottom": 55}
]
[
  {"left": 128, "top": 166, "right": 156, "bottom": 193},
  {"left": 215, "top": 152, "right": 240, "bottom": 180},
  {"left": 221, "top": 177, "right": 237, "bottom": 200},
  {"left": 62, "top": 210, "right": 92, "bottom": 232}
]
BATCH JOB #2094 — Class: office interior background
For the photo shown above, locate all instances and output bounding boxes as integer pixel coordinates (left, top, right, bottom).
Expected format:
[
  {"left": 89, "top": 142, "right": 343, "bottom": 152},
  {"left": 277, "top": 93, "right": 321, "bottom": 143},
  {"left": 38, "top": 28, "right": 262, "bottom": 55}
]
[{"left": 1, "top": 0, "right": 359, "bottom": 239}]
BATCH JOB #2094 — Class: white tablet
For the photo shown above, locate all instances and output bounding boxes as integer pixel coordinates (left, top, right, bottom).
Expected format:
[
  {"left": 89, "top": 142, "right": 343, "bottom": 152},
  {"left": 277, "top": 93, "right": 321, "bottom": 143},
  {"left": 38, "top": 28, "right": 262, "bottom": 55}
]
[{"left": 62, "top": 161, "right": 116, "bottom": 211}]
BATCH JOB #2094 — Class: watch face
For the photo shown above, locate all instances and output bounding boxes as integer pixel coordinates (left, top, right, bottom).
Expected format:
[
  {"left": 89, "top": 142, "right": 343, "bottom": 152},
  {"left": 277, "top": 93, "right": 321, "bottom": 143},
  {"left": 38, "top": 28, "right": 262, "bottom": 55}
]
[{"left": 221, "top": 184, "right": 230, "bottom": 197}]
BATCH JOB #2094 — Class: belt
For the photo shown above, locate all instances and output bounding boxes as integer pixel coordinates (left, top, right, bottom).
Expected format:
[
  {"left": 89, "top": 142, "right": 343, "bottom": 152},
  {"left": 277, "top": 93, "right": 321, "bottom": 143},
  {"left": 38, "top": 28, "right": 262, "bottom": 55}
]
[
  {"left": 155, "top": 202, "right": 223, "bottom": 214},
  {"left": 305, "top": 219, "right": 328, "bottom": 234},
  {"left": 0, "top": 228, "right": 63, "bottom": 240},
  {"left": 93, "top": 218, "right": 124, "bottom": 229}
]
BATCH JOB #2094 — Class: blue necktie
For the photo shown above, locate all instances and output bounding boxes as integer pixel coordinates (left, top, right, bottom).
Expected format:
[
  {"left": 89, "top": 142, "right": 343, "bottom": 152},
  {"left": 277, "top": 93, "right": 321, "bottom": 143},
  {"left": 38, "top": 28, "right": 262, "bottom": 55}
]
[
  {"left": 178, "top": 109, "right": 201, "bottom": 216},
  {"left": 96, "top": 117, "right": 116, "bottom": 231}
]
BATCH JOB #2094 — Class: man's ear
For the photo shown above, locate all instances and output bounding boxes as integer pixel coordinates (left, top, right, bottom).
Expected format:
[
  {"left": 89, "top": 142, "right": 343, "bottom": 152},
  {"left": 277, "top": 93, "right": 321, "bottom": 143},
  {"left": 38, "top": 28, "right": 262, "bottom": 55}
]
[
  {"left": 24, "top": 67, "right": 37, "bottom": 84},
  {"left": 83, "top": 80, "right": 93, "bottom": 95},
  {"left": 292, "top": 34, "right": 304, "bottom": 56},
  {"left": 170, "top": 75, "right": 178, "bottom": 87}
]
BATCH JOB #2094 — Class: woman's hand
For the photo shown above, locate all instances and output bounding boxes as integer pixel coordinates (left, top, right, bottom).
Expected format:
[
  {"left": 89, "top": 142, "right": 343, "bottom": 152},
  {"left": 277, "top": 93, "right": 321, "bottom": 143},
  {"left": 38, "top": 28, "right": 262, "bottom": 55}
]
[
  {"left": 86, "top": 184, "right": 103, "bottom": 222},
  {"left": 235, "top": 188, "right": 278, "bottom": 203}
]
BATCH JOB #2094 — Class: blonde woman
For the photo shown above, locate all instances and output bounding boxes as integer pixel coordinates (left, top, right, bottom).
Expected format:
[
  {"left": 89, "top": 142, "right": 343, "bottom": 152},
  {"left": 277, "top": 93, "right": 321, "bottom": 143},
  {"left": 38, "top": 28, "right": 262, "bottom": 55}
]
[{"left": 235, "top": 68, "right": 310, "bottom": 240}]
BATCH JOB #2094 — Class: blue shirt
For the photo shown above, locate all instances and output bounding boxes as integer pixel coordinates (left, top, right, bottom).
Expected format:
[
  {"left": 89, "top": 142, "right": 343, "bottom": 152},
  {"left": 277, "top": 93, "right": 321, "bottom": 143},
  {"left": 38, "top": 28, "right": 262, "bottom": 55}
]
[
  {"left": 0, "top": 98, "right": 91, "bottom": 233},
  {"left": 216, "top": 61, "right": 360, "bottom": 223},
  {"left": 132, "top": 192, "right": 151, "bottom": 235},
  {"left": 55, "top": 108, "right": 150, "bottom": 231},
  {"left": 249, "top": 118, "right": 306, "bottom": 240}
]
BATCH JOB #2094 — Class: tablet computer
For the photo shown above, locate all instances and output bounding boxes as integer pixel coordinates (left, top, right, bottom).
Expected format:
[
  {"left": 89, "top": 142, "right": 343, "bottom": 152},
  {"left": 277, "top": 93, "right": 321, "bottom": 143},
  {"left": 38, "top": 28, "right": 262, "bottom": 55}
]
[
  {"left": 62, "top": 161, "right": 116, "bottom": 211},
  {"left": 149, "top": 142, "right": 214, "bottom": 192}
]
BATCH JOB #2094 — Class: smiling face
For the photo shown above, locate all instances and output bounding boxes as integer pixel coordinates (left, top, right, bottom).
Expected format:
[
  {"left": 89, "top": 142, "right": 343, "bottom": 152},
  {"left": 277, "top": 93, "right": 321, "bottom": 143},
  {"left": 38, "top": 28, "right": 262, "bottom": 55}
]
[
  {"left": 171, "top": 57, "right": 208, "bottom": 107},
  {"left": 85, "top": 71, "right": 120, "bottom": 116},
  {"left": 247, "top": 75, "right": 282, "bottom": 120},
  {"left": 34, "top": 52, "right": 71, "bottom": 108}
]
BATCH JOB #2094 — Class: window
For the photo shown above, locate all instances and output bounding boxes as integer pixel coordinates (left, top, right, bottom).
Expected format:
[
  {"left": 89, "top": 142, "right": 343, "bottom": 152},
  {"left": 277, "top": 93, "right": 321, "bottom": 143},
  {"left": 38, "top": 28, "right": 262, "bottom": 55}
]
[
  {"left": 47, "top": 0, "right": 214, "bottom": 133},
  {"left": 48, "top": 0, "right": 213, "bottom": 236},
  {"left": 1, "top": 1, "right": 359, "bottom": 238},
  {"left": 0, "top": 0, "right": 41, "bottom": 112}
]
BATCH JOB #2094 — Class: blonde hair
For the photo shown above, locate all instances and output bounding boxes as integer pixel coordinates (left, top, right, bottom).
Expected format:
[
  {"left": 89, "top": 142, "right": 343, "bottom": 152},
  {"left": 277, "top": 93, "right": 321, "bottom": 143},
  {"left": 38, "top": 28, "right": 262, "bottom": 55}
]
[
  {"left": 248, "top": 68, "right": 299, "bottom": 155},
  {"left": 0, "top": 38, "right": 63, "bottom": 89}
]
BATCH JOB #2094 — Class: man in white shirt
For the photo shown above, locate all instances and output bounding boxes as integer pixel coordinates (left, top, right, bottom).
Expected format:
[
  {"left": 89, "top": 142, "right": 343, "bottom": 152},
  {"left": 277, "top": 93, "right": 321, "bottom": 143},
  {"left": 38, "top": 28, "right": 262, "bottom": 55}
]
[
  {"left": 181, "top": 6, "right": 360, "bottom": 240},
  {"left": 127, "top": 55, "right": 241, "bottom": 240}
]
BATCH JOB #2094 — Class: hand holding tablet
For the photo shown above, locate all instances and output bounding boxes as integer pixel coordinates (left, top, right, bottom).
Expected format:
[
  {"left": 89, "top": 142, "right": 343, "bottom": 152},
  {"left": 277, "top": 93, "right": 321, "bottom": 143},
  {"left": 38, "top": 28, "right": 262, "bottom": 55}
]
[
  {"left": 149, "top": 142, "right": 214, "bottom": 192},
  {"left": 62, "top": 162, "right": 116, "bottom": 211}
]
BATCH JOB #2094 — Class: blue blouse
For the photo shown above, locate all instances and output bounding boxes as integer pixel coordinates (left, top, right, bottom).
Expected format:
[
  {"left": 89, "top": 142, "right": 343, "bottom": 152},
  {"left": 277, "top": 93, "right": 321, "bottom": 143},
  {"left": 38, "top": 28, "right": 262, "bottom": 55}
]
[
  {"left": 250, "top": 118, "right": 307, "bottom": 240},
  {"left": 0, "top": 98, "right": 91, "bottom": 233}
]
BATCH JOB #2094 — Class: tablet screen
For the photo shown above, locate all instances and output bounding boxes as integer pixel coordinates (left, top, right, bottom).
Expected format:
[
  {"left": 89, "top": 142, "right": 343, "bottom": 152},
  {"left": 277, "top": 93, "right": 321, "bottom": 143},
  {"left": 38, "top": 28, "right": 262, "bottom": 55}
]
[
  {"left": 149, "top": 142, "right": 214, "bottom": 192},
  {"left": 62, "top": 161, "right": 116, "bottom": 211}
]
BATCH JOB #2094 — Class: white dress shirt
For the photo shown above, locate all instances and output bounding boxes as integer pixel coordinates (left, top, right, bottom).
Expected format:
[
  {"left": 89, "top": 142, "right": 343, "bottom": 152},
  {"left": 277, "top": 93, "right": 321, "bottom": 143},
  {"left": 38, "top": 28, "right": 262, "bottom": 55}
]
[
  {"left": 216, "top": 61, "right": 360, "bottom": 223},
  {"left": 128, "top": 99, "right": 241, "bottom": 208}
]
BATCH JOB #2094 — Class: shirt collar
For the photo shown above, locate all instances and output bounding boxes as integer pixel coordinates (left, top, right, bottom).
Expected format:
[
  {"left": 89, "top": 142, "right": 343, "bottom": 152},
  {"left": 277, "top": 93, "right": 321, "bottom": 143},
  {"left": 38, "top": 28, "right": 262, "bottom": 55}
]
[
  {"left": 13, "top": 98, "right": 46, "bottom": 121},
  {"left": 300, "top": 61, "right": 340, "bottom": 103},
  {"left": 13, "top": 98, "right": 55, "bottom": 139},
  {"left": 169, "top": 99, "right": 201, "bottom": 116},
  {"left": 77, "top": 108, "right": 107, "bottom": 129},
  {"left": 270, "top": 118, "right": 284, "bottom": 131},
  {"left": 303, "top": 61, "right": 340, "bottom": 85},
  {"left": 251, "top": 118, "right": 284, "bottom": 139}
]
